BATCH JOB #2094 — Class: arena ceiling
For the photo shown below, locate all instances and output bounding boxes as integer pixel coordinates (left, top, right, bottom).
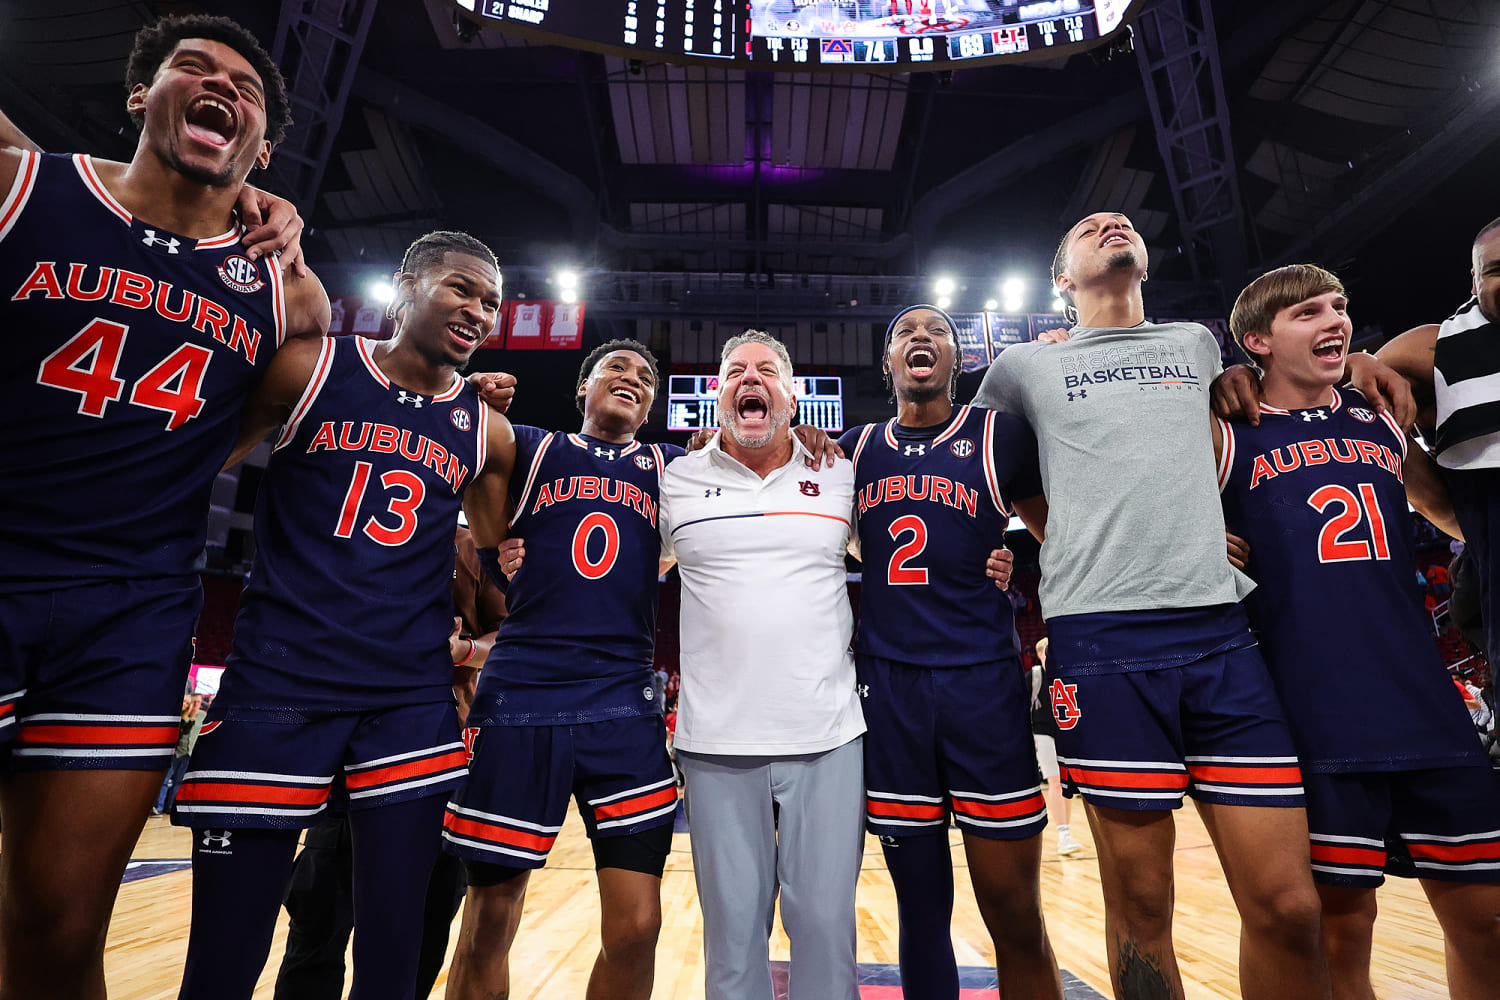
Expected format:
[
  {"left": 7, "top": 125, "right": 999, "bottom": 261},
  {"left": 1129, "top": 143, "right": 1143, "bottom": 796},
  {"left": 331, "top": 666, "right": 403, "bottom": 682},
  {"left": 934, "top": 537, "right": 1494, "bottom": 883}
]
[{"left": 2, "top": 0, "right": 1496, "bottom": 353}]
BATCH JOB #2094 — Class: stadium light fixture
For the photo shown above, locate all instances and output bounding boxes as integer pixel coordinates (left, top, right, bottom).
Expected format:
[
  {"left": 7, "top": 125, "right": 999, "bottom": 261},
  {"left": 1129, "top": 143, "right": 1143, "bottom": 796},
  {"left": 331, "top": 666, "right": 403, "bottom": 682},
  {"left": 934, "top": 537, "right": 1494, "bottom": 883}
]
[
  {"left": 984, "top": 298, "right": 999, "bottom": 311},
  {"left": 368, "top": 281, "right": 394, "bottom": 304},
  {"left": 933, "top": 276, "right": 956, "bottom": 298},
  {"left": 936, "top": 295, "right": 952, "bottom": 310}
]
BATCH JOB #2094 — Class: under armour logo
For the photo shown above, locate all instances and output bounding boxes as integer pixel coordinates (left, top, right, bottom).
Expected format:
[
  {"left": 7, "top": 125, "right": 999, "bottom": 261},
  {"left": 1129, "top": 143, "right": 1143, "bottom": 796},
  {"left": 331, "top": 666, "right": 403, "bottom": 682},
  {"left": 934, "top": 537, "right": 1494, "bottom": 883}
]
[
  {"left": 1300, "top": 410, "right": 1327, "bottom": 422},
  {"left": 200, "top": 830, "right": 232, "bottom": 848},
  {"left": 902, "top": 443, "right": 927, "bottom": 456},
  {"left": 1068, "top": 390, "right": 1087, "bottom": 401},
  {"left": 593, "top": 446, "right": 617, "bottom": 460},
  {"left": 141, "top": 229, "right": 181, "bottom": 253},
  {"left": 397, "top": 391, "right": 425, "bottom": 407},
  {"left": 855, "top": 683, "right": 869, "bottom": 697},
  {"left": 704, "top": 487, "right": 721, "bottom": 498}
]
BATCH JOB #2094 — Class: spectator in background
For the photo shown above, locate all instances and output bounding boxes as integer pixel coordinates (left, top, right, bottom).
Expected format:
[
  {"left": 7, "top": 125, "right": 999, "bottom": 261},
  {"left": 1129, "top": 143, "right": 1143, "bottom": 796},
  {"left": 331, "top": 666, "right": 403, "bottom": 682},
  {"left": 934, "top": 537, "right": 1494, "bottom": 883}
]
[
  {"left": 1428, "top": 562, "right": 1452, "bottom": 597},
  {"left": 155, "top": 692, "right": 206, "bottom": 815}
]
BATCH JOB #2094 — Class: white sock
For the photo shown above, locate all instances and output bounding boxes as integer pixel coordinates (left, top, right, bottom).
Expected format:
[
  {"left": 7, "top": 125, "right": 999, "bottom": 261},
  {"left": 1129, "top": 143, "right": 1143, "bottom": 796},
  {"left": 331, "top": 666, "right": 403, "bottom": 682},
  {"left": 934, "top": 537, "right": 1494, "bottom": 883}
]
[{"left": 1057, "top": 824, "right": 1069, "bottom": 834}]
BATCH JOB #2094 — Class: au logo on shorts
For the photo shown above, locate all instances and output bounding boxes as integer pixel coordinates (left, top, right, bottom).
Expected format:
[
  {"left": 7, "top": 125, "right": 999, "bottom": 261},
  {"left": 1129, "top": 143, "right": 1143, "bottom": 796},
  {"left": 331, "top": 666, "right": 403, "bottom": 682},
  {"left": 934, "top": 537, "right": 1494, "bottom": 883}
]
[
  {"left": 217, "top": 253, "right": 265, "bottom": 294},
  {"left": 1050, "top": 679, "right": 1081, "bottom": 730}
]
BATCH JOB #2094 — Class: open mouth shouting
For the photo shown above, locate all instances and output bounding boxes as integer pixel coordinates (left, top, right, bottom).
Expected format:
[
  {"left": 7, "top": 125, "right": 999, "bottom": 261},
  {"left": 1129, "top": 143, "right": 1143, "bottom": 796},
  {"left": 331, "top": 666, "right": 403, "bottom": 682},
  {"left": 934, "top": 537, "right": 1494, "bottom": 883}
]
[
  {"left": 1312, "top": 334, "right": 1346, "bottom": 364},
  {"left": 735, "top": 388, "right": 771, "bottom": 425},
  {"left": 904, "top": 341, "right": 939, "bottom": 378},
  {"left": 1099, "top": 231, "right": 1132, "bottom": 249},
  {"left": 184, "top": 93, "right": 238, "bottom": 149}
]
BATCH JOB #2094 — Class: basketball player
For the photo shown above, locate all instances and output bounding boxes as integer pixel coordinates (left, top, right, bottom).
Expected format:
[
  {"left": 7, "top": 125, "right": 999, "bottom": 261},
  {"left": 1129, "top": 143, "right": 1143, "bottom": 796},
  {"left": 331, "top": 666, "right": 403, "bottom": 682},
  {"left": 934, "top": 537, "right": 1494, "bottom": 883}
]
[
  {"left": 971, "top": 212, "right": 1328, "bottom": 1000},
  {"left": 1218, "top": 264, "right": 1500, "bottom": 1000},
  {"left": 171, "top": 230, "right": 515, "bottom": 1000},
  {"left": 837, "top": 304, "right": 1061, "bottom": 1000},
  {"left": 443, "top": 340, "right": 681, "bottom": 1000},
  {"left": 0, "top": 16, "right": 329, "bottom": 999},
  {"left": 1219, "top": 220, "right": 1500, "bottom": 676}
]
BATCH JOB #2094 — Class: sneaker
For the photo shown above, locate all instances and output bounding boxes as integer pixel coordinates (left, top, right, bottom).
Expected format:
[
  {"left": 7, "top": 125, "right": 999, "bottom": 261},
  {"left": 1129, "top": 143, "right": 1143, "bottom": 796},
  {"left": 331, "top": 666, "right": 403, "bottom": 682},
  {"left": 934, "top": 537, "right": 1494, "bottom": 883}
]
[{"left": 1057, "top": 829, "right": 1084, "bottom": 856}]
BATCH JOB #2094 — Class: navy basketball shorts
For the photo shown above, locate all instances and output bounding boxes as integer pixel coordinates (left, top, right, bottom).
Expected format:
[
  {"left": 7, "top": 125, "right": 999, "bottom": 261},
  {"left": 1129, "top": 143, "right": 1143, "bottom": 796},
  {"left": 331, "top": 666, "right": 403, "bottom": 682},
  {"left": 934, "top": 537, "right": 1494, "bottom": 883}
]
[
  {"left": 0, "top": 576, "right": 201, "bottom": 770},
  {"left": 172, "top": 700, "right": 467, "bottom": 829},
  {"left": 860, "top": 655, "right": 1046, "bottom": 841},
  {"left": 1305, "top": 765, "right": 1500, "bottom": 888},
  {"left": 442, "top": 714, "right": 677, "bottom": 869},
  {"left": 1051, "top": 644, "right": 1304, "bottom": 811}
]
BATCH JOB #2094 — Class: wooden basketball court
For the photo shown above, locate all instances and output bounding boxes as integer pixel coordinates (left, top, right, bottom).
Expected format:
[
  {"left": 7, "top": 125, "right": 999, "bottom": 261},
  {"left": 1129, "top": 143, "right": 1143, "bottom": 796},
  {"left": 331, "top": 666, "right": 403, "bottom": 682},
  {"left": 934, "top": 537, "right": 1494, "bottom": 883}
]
[{"left": 103, "top": 802, "right": 1448, "bottom": 999}]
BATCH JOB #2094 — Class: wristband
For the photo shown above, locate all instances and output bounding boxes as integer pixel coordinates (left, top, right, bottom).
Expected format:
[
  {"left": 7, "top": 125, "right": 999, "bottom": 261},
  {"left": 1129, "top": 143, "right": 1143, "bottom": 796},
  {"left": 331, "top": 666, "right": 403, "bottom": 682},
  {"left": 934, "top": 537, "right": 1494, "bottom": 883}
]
[{"left": 456, "top": 637, "right": 477, "bottom": 666}]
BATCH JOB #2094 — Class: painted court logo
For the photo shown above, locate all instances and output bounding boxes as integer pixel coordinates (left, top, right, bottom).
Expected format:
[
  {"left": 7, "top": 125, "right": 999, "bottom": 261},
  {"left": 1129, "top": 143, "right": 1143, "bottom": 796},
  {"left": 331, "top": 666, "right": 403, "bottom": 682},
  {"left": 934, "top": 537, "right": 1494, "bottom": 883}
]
[
  {"left": 1050, "top": 679, "right": 1081, "bottom": 730},
  {"left": 217, "top": 253, "right": 265, "bottom": 294}
]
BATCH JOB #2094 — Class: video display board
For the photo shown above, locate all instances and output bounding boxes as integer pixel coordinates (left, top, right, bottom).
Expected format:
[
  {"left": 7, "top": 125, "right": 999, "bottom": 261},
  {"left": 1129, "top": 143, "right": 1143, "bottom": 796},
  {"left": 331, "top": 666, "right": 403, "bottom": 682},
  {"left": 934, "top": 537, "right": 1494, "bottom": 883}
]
[
  {"left": 450, "top": 0, "right": 1140, "bottom": 69},
  {"left": 667, "top": 373, "right": 843, "bottom": 431}
]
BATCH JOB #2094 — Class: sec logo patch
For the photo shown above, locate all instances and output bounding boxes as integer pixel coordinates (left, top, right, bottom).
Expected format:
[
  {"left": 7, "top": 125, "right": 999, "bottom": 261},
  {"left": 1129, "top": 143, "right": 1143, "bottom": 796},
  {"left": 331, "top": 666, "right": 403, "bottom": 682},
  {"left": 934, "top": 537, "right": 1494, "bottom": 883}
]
[
  {"left": 450, "top": 408, "right": 472, "bottom": 431},
  {"left": 635, "top": 454, "right": 655, "bottom": 470},
  {"left": 950, "top": 438, "right": 975, "bottom": 458},
  {"left": 217, "top": 254, "right": 265, "bottom": 294},
  {"left": 1348, "top": 407, "right": 1377, "bottom": 423}
]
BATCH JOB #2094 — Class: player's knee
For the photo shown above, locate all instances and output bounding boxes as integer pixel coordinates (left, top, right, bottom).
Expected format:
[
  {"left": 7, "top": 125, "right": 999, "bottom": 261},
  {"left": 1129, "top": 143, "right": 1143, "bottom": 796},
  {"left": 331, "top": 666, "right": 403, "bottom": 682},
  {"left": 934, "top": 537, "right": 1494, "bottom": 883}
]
[
  {"left": 1107, "top": 869, "right": 1175, "bottom": 937},
  {"left": 1242, "top": 880, "right": 1323, "bottom": 946},
  {"left": 600, "top": 902, "right": 662, "bottom": 962},
  {"left": 1437, "top": 899, "right": 1500, "bottom": 960}
]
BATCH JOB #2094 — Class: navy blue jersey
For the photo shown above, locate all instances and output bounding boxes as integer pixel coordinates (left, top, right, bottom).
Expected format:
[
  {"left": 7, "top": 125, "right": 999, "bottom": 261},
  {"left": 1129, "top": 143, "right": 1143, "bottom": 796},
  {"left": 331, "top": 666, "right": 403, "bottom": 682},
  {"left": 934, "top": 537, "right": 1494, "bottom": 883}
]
[
  {"left": 222, "top": 337, "right": 488, "bottom": 712},
  {"left": 1218, "top": 388, "right": 1485, "bottom": 771},
  {"left": 839, "top": 405, "right": 1042, "bottom": 666},
  {"left": 470, "top": 427, "right": 683, "bottom": 726},
  {"left": 0, "top": 153, "right": 286, "bottom": 591}
]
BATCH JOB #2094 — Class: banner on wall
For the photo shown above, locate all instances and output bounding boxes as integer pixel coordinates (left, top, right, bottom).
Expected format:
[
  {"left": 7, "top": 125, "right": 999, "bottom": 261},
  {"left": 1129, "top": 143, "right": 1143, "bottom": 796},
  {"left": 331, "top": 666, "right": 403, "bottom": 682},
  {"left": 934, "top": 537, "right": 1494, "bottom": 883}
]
[{"left": 492, "top": 301, "right": 588, "bottom": 349}]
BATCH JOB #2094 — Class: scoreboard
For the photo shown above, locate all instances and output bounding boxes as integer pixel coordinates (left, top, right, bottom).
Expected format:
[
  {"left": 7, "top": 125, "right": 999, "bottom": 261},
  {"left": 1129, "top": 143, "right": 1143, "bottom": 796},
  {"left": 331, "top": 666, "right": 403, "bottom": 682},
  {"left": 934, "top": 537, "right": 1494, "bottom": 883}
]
[
  {"left": 450, "top": 0, "right": 1141, "bottom": 70},
  {"left": 667, "top": 374, "right": 843, "bottom": 432}
]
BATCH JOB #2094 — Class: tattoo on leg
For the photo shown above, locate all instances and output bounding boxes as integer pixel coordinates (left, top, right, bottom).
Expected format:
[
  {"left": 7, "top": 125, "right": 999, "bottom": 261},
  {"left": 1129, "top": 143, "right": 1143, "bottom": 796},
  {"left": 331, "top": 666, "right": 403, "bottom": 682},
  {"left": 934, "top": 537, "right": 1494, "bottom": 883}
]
[{"left": 1116, "top": 938, "right": 1179, "bottom": 1000}]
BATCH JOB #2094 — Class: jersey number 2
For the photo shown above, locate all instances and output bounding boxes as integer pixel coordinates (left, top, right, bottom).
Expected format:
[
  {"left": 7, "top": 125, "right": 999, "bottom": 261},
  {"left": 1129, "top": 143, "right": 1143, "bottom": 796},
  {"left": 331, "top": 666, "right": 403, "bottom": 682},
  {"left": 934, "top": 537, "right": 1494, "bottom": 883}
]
[
  {"left": 1308, "top": 483, "right": 1390, "bottom": 563},
  {"left": 37, "top": 319, "right": 212, "bottom": 430},
  {"left": 335, "top": 461, "right": 426, "bottom": 546},
  {"left": 887, "top": 514, "right": 929, "bottom": 586}
]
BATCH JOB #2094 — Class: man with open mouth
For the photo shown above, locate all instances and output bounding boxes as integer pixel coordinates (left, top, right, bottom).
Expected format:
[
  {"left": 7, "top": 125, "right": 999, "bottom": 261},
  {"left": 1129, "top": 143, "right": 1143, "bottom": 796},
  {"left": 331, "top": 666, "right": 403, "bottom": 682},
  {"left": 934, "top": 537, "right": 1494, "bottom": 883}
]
[
  {"left": 658, "top": 330, "right": 865, "bottom": 1000},
  {"left": 0, "top": 15, "right": 330, "bottom": 999},
  {"left": 837, "top": 303, "right": 1060, "bottom": 1000}
]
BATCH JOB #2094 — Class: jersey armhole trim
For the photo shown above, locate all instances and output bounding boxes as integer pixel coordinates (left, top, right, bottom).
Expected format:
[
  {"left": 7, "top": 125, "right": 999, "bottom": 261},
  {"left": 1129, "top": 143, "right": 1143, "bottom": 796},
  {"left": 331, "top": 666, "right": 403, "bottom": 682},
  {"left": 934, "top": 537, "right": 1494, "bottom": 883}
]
[
  {"left": 981, "top": 409, "right": 1010, "bottom": 516},
  {"left": 265, "top": 255, "right": 287, "bottom": 348},
  {"left": 850, "top": 423, "right": 878, "bottom": 467},
  {"left": 509, "top": 432, "right": 555, "bottom": 528},
  {"left": 0, "top": 150, "right": 40, "bottom": 246},
  {"left": 1377, "top": 410, "right": 1408, "bottom": 459},
  {"left": 474, "top": 396, "right": 490, "bottom": 481},
  {"left": 274, "top": 336, "right": 337, "bottom": 452},
  {"left": 650, "top": 443, "right": 666, "bottom": 481},
  {"left": 73, "top": 155, "right": 131, "bottom": 225},
  {"left": 1215, "top": 416, "right": 1235, "bottom": 493}
]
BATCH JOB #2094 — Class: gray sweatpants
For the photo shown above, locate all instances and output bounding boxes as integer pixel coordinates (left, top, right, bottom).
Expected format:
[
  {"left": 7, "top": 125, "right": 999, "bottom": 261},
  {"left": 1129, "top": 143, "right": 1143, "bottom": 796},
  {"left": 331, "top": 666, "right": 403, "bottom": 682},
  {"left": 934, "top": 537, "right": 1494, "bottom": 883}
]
[{"left": 677, "top": 738, "right": 865, "bottom": 1000}]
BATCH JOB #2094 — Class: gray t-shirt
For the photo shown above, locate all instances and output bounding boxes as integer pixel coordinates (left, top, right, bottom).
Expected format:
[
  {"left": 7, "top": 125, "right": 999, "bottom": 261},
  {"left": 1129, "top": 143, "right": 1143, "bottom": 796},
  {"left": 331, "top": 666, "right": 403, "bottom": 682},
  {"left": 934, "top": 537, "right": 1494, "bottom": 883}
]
[{"left": 972, "top": 320, "right": 1254, "bottom": 619}]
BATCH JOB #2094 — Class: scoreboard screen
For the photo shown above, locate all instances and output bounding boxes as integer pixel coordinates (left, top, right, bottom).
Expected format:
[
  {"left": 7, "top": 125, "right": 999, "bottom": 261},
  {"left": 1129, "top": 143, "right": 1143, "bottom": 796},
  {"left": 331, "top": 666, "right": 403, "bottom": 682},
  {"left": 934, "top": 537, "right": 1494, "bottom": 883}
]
[
  {"left": 667, "top": 374, "right": 843, "bottom": 432},
  {"left": 449, "top": 0, "right": 1141, "bottom": 69}
]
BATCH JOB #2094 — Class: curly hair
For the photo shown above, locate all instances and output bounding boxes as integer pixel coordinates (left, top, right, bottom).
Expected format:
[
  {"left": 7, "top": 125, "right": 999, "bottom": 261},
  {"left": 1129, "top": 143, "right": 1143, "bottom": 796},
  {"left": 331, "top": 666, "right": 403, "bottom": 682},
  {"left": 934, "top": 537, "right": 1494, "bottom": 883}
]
[{"left": 126, "top": 15, "right": 291, "bottom": 147}]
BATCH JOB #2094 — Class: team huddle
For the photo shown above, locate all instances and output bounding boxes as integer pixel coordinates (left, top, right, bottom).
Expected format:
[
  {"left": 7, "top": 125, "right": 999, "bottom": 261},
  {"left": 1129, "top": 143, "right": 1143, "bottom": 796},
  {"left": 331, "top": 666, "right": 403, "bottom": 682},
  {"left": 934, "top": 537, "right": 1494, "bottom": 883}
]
[{"left": 1, "top": 12, "right": 1497, "bottom": 1000}]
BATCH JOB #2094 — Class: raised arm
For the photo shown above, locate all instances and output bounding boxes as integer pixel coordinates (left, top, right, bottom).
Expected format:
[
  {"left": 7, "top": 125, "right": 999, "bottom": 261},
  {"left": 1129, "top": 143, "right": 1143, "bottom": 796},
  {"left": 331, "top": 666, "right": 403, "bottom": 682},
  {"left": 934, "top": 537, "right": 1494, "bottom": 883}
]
[
  {"left": 0, "top": 108, "right": 41, "bottom": 155},
  {"left": 1373, "top": 324, "right": 1439, "bottom": 432}
]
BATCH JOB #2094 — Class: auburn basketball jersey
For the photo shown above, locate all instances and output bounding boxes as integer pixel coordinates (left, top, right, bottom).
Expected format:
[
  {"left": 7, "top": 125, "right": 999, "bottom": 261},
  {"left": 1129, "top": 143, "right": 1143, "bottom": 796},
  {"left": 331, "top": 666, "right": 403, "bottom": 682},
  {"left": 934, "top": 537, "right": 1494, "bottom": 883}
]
[
  {"left": 1218, "top": 388, "right": 1485, "bottom": 771},
  {"left": 223, "top": 337, "right": 488, "bottom": 712},
  {"left": 839, "top": 405, "right": 1042, "bottom": 666},
  {"left": 0, "top": 153, "right": 286, "bottom": 591},
  {"left": 469, "top": 427, "right": 683, "bottom": 726}
]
